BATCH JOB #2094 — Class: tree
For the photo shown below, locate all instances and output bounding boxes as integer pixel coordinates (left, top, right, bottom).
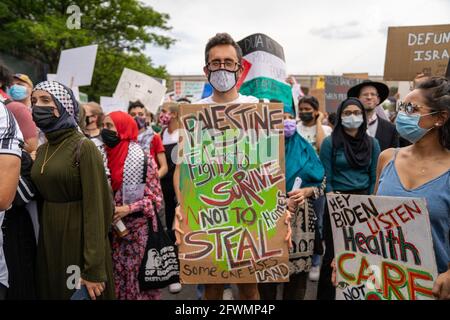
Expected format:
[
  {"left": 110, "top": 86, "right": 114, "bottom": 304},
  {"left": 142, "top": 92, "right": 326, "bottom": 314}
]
[{"left": 0, "top": 0, "right": 175, "bottom": 101}]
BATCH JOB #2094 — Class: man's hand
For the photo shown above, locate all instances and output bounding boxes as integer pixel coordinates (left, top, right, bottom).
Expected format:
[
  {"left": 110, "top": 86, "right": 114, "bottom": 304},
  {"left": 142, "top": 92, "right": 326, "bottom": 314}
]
[
  {"left": 432, "top": 270, "right": 450, "bottom": 300},
  {"left": 173, "top": 205, "right": 185, "bottom": 246},
  {"left": 284, "top": 210, "right": 292, "bottom": 249},
  {"left": 113, "top": 205, "right": 130, "bottom": 224},
  {"left": 286, "top": 75, "right": 297, "bottom": 86},
  {"left": 80, "top": 278, "right": 105, "bottom": 300},
  {"left": 331, "top": 259, "right": 337, "bottom": 287},
  {"left": 287, "top": 188, "right": 313, "bottom": 206}
]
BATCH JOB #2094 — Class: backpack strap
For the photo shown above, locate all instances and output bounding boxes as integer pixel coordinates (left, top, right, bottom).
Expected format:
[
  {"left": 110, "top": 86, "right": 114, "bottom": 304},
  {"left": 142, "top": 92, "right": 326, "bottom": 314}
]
[
  {"left": 73, "top": 137, "right": 87, "bottom": 167},
  {"left": 142, "top": 151, "right": 148, "bottom": 184}
]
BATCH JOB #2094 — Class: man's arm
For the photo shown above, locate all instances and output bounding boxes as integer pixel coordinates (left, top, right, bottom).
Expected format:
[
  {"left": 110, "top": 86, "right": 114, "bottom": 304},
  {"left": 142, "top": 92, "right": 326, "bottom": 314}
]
[
  {"left": 0, "top": 154, "right": 20, "bottom": 210},
  {"left": 0, "top": 104, "right": 23, "bottom": 210}
]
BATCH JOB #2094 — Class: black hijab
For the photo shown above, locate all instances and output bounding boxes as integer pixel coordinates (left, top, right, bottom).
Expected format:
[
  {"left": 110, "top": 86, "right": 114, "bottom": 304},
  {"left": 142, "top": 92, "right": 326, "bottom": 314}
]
[{"left": 332, "top": 97, "right": 372, "bottom": 169}]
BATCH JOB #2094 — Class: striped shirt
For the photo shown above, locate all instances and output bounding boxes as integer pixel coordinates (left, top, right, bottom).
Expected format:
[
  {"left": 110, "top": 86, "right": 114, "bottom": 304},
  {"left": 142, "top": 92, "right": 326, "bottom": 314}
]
[{"left": 0, "top": 102, "right": 23, "bottom": 288}]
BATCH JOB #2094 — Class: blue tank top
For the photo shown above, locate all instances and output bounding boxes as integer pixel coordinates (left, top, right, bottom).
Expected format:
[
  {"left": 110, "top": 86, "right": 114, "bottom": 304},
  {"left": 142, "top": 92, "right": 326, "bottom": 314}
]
[{"left": 377, "top": 149, "right": 450, "bottom": 273}]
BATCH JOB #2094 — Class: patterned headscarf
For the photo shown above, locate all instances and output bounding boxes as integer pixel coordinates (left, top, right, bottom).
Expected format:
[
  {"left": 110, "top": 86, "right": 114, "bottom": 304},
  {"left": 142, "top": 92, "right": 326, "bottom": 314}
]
[
  {"left": 105, "top": 111, "right": 141, "bottom": 192},
  {"left": 32, "top": 81, "right": 79, "bottom": 132}
]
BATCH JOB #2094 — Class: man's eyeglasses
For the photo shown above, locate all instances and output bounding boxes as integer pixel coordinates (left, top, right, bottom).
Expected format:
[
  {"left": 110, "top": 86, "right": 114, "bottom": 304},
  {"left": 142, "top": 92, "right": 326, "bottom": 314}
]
[
  {"left": 206, "top": 60, "right": 240, "bottom": 72},
  {"left": 360, "top": 93, "right": 379, "bottom": 98},
  {"left": 342, "top": 110, "right": 363, "bottom": 117}
]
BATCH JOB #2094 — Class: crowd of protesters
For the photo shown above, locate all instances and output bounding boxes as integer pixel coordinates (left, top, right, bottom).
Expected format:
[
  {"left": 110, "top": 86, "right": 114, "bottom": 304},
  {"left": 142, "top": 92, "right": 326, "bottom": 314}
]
[{"left": 0, "top": 32, "right": 448, "bottom": 301}]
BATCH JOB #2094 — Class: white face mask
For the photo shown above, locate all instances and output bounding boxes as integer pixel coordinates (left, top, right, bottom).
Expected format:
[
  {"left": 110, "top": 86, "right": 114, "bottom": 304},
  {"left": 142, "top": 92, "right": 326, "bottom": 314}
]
[
  {"left": 208, "top": 69, "right": 237, "bottom": 93},
  {"left": 341, "top": 114, "right": 364, "bottom": 129}
]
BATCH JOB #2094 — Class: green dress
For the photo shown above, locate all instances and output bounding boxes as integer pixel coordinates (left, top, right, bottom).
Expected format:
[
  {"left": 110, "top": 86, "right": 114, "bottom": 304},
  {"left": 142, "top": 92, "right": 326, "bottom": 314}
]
[{"left": 31, "top": 128, "right": 115, "bottom": 300}]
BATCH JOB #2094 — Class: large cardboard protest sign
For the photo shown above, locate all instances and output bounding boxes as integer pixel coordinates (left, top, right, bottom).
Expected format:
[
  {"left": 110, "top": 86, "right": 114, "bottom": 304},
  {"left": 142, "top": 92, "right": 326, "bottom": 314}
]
[
  {"left": 384, "top": 24, "right": 450, "bottom": 81},
  {"left": 327, "top": 193, "right": 438, "bottom": 300},
  {"left": 114, "top": 68, "right": 167, "bottom": 113},
  {"left": 324, "top": 76, "right": 364, "bottom": 113},
  {"left": 178, "top": 103, "right": 289, "bottom": 284},
  {"left": 238, "top": 34, "right": 293, "bottom": 114},
  {"left": 56, "top": 45, "right": 98, "bottom": 87}
]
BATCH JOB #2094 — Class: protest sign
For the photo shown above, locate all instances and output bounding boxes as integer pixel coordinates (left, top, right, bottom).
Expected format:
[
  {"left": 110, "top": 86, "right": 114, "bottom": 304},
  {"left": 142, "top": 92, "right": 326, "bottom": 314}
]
[
  {"left": 173, "top": 81, "right": 205, "bottom": 101},
  {"left": 238, "top": 34, "right": 293, "bottom": 114},
  {"left": 178, "top": 103, "right": 289, "bottom": 284},
  {"left": 324, "top": 76, "right": 363, "bottom": 113},
  {"left": 113, "top": 68, "right": 167, "bottom": 113},
  {"left": 56, "top": 44, "right": 98, "bottom": 87},
  {"left": 100, "top": 96, "right": 128, "bottom": 114},
  {"left": 384, "top": 24, "right": 450, "bottom": 81},
  {"left": 343, "top": 73, "right": 369, "bottom": 80},
  {"left": 446, "top": 59, "right": 450, "bottom": 79},
  {"left": 327, "top": 193, "right": 438, "bottom": 300},
  {"left": 47, "top": 74, "right": 57, "bottom": 81}
]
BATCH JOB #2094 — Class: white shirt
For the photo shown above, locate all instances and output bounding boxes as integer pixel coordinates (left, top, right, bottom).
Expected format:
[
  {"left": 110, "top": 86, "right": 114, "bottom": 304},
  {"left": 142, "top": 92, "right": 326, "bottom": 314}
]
[
  {"left": 296, "top": 122, "right": 332, "bottom": 152},
  {"left": 162, "top": 128, "right": 179, "bottom": 145},
  {"left": 0, "top": 102, "right": 23, "bottom": 288},
  {"left": 367, "top": 112, "right": 379, "bottom": 138},
  {"left": 195, "top": 93, "right": 259, "bottom": 104}
]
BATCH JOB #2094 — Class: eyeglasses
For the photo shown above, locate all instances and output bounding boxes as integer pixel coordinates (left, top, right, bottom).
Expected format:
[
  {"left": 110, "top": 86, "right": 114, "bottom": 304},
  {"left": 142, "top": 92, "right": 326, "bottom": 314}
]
[
  {"left": 342, "top": 110, "right": 363, "bottom": 117},
  {"left": 206, "top": 60, "right": 240, "bottom": 72},
  {"left": 396, "top": 101, "right": 428, "bottom": 115},
  {"left": 360, "top": 93, "right": 379, "bottom": 98}
]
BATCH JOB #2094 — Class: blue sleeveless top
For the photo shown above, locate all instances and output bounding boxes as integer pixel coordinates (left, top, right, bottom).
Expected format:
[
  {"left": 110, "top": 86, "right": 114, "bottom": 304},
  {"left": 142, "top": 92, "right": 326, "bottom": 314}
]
[{"left": 377, "top": 149, "right": 450, "bottom": 273}]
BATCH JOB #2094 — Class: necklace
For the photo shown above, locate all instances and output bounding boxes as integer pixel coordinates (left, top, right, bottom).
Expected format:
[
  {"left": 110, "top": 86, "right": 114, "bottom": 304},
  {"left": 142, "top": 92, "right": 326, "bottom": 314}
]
[{"left": 40, "top": 139, "right": 67, "bottom": 174}]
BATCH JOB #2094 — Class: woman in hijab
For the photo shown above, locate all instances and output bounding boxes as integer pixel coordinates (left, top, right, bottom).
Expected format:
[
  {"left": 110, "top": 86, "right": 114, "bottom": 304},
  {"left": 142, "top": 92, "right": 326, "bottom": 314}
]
[
  {"left": 102, "top": 111, "right": 163, "bottom": 300},
  {"left": 317, "top": 97, "right": 380, "bottom": 300},
  {"left": 258, "top": 112, "right": 325, "bottom": 300},
  {"left": 30, "top": 81, "right": 115, "bottom": 300}
]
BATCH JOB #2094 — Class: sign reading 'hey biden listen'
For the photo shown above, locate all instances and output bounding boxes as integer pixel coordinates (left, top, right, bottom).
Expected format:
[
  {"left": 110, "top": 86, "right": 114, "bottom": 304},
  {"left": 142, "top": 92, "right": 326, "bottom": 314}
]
[
  {"left": 327, "top": 194, "right": 438, "bottom": 300},
  {"left": 178, "top": 103, "right": 289, "bottom": 284}
]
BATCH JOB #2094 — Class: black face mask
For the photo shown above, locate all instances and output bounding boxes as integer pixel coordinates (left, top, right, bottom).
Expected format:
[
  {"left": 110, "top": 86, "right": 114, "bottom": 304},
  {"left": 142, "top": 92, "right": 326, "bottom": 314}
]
[
  {"left": 134, "top": 116, "right": 147, "bottom": 130},
  {"left": 299, "top": 112, "right": 315, "bottom": 123},
  {"left": 101, "top": 128, "right": 121, "bottom": 148},
  {"left": 32, "top": 106, "right": 59, "bottom": 130}
]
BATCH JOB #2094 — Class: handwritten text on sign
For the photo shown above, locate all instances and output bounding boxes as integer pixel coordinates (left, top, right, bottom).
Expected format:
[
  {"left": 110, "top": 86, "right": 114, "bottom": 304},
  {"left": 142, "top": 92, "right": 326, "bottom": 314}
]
[
  {"left": 327, "top": 193, "right": 438, "bottom": 300},
  {"left": 178, "top": 103, "right": 289, "bottom": 284}
]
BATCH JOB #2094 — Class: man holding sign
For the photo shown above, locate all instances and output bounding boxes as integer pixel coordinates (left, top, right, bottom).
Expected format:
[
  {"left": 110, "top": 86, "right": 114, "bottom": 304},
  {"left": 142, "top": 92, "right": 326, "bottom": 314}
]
[{"left": 173, "top": 33, "right": 292, "bottom": 300}]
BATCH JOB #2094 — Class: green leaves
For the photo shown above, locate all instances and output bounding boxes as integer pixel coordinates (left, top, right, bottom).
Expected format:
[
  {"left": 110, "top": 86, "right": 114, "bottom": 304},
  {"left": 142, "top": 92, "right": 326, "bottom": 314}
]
[{"left": 0, "top": 0, "right": 174, "bottom": 101}]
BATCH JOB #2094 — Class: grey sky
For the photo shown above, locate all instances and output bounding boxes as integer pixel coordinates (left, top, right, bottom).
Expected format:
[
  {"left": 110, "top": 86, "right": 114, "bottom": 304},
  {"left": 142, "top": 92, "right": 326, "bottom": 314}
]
[{"left": 144, "top": 0, "right": 450, "bottom": 75}]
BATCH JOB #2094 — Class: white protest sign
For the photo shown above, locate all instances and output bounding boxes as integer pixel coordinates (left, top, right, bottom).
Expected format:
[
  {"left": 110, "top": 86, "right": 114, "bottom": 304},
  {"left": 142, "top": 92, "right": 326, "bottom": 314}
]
[
  {"left": 113, "top": 68, "right": 167, "bottom": 114},
  {"left": 398, "top": 81, "right": 411, "bottom": 100},
  {"left": 173, "top": 81, "right": 205, "bottom": 101},
  {"left": 56, "top": 44, "right": 98, "bottom": 88},
  {"left": 71, "top": 86, "right": 80, "bottom": 101},
  {"left": 100, "top": 96, "right": 128, "bottom": 115},
  {"left": 327, "top": 193, "right": 438, "bottom": 300},
  {"left": 47, "top": 74, "right": 57, "bottom": 81}
]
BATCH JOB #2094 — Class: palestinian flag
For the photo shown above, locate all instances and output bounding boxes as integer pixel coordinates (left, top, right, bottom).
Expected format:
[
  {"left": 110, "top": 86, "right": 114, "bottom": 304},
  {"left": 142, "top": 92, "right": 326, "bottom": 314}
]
[{"left": 237, "top": 33, "right": 293, "bottom": 114}]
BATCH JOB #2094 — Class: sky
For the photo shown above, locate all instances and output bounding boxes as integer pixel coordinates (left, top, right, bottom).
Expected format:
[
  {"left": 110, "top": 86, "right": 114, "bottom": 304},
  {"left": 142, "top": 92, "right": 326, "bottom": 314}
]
[{"left": 143, "top": 0, "right": 450, "bottom": 76}]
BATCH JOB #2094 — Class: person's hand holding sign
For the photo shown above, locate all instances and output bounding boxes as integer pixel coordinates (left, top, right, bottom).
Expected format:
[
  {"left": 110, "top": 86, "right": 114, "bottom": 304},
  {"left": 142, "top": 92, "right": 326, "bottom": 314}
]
[
  {"left": 173, "top": 204, "right": 184, "bottom": 246},
  {"left": 433, "top": 267, "right": 450, "bottom": 300}
]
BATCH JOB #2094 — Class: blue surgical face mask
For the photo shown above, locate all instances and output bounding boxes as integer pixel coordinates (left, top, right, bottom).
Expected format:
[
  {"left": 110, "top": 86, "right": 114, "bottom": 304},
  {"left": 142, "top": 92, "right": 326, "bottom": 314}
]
[
  {"left": 8, "top": 84, "right": 28, "bottom": 101},
  {"left": 341, "top": 114, "right": 364, "bottom": 129},
  {"left": 395, "top": 111, "right": 437, "bottom": 143}
]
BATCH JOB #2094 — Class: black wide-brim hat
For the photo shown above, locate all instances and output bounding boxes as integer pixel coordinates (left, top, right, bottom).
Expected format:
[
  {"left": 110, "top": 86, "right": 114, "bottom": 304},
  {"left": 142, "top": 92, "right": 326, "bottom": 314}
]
[{"left": 347, "top": 80, "right": 389, "bottom": 103}]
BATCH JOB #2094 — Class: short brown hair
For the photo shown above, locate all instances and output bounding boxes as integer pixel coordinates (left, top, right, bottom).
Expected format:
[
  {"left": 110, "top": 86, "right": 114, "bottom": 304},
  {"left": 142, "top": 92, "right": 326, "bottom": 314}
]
[
  {"left": 204, "top": 33, "right": 242, "bottom": 65},
  {"left": 83, "top": 101, "right": 104, "bottom": 128}
]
